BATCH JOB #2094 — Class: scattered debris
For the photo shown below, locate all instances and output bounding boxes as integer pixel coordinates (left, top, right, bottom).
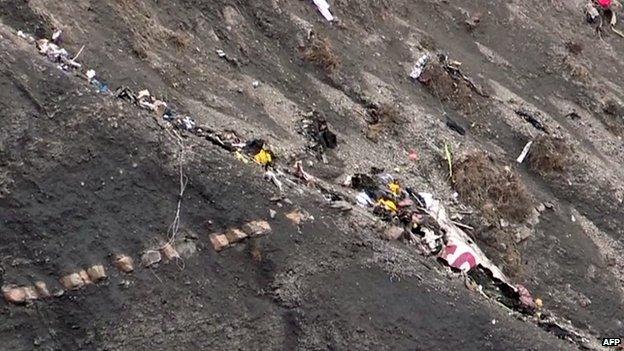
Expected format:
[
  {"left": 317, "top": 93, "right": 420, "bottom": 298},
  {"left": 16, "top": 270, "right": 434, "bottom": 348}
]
[
  {"left": 34, "top": 282, "right": 50, "bottom": 298},
  {"left": 516, "top": 141, "right": 533, "bottom": 164},
  {"left": 312, "top": 0, "right": 334, "bottom": 21},
  {"left": 409, "top": 53, "right": 430, "bottom": 80},
  {"left": 286, "top": 210, "right": 306, "bottom": 225},
  {"left": 446, "top": 118, "right": 466, "bottom": 136},
  {"left": 514, "top": 108, "right": 548, "bottom": 133}
]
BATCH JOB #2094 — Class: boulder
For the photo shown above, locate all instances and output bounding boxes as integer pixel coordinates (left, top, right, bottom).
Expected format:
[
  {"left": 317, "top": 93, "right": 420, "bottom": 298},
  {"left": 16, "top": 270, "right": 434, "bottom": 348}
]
[
  {"left": 241, "top": 220, "right": 272, "bottom": 237},
  {"left": 34, "top": 281, "right": 50, "bottom": 298},
  {"left": 285, "top": 211, "right": 304, "bottom": 225},
  {"left": 2, "top": 286, "right": 27, "bottom": 304},
  {"left": 175, "top": 241, "right": 197, "bottom": 259},
  {"left": 383, "top": 226, "right": 405, "bottom": 241},
  {"left": 225, "top": 228, "right": 248, "bottom": 243},
  {"left": 87, "top": 265, "right": 107, "bottom": 282},
  {"left": 161, "top": 243, "right": 180, "bottom": 261},
  {"left": 141, "top": 250, "right": 162, "bottom": 267},
  {"left": 60, "top": 273, "right": 85, "bottom": 290},
  {"left": 78, "top": 270, "right": 93, "bottom": 285},
  {"left": 209, "top": 233, "right": 229, "bottom": 252},
  {"left": 115, "top": 255, "right": 134, "bottom": 273}
]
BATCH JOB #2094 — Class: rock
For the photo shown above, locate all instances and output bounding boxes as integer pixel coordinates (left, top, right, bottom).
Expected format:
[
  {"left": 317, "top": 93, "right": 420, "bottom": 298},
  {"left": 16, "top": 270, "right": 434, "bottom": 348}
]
[
  {"left": 175, "top": 241, "right": 197, "bottom": 259},
  {"left": 225, "top": 228, "right": 248, "bottom": 243},
  {"left": 115, "top": 255, "right": 134, "bottom": 273},
  {"left": 141, "top": 250, "right": 162, "bottom": 267},
  {"left": 2, "top": 286, "right": 27, "bottom": 304},
  {"left": 60, "top": 273, "right": 86, "bottom": 290},
  {"left": 269, "top": 209, "right": 277, "bottom": 218},
  {"left": 241, "top": 220, "right": 272, "bottom": 237},
  {"left": 383, "top": 226, "right": 405, "bottom": 241},
  {"left": 161, "top": 243, "right": 180, "bottom": 261},
  {"left": 209, "top": 233, "right": 230, "bottom": 252},
  {"left": 285, "top": 210, "right": 304, "bottom": 225},
  {"left": 78, "top": 270, "right": 93, "bottom": 285},
  {"left": 536, "top": 203, "right": 546, "bottom": 213},
  {"left": 87, "top": 265, "right": 107, "bottom": 282},
  {"left": 499, "top": 218, "right": 509, "bottom": 228},
  {"left": 514, "top": 227, "right": 533, "bottom": 244},
  {"left": 23, "top": 286, "right": 38, "bottom": 300},
  {"left": 330, "top": 201, "right": 353, "bottom": 211},
  {"left": 544, "top": 202, "right": 554, "bottom": 210},
  {"left": 35, "top": 281, "right": 50, "bottom": 298}
]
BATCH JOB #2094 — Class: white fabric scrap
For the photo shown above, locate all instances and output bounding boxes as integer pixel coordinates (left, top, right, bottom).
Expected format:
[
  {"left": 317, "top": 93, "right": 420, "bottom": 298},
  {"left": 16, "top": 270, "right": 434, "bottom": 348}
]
[
  {"left": 516, "top": 141, "right": 533, "bottom": 164},
  {"left": 313, "top": 0, "right": 334, "bottom": 21},
  {"left": 409, "top": 53, "right": 430, "bottom": 80}
]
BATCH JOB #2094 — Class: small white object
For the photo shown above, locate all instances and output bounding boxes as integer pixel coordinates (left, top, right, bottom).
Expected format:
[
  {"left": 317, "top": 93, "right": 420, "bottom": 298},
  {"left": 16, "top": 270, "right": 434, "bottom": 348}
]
[
  {"left": 571, "top": 215, "right": 576, "bottom": 223},
  {"left": 356, "top": 192, "right": 373, "bottom": 207},
  {"left": 52, "top": 29, "right": 62, "bottom": 42},
  {"left": 313, "top": 0, "right": 334, "bottom": 21},
  {"left": 264, "top": 171, "right": 283, "bottom": 192},
  {"left": 516, "top": 140, "right": 533, "bottom": 164},
  {"left": 491, "top": 319, "right": 497, "bottom": 325},
  {"left": 410, "top": 53, "right": 430, "bottom": 80},
  {"left": 252, "top": 80, "right": 260, "bottom": 88},
  {"left": 182, "top": 116, "right": 196, "bottom": 130},
  {"left": 137, "top": 89, "right": 151, "bottom": 100},
  {"left": 216, "top": 49, "right": 226, "bottom": 58},
  {"left": 86, "top": 69, "right": 96, "bottom": 81}
]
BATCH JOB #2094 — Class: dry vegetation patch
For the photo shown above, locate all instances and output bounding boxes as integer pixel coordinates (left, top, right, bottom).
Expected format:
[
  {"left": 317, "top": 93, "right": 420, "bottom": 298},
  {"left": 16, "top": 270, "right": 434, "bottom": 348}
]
[{"left": 453, "top": 153, "right": 532, "bottom": 223}]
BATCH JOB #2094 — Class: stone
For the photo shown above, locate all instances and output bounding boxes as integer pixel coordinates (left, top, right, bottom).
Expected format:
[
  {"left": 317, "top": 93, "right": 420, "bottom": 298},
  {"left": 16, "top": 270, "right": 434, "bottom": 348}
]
[
  {"left": 514, "top": 227, "right": 533, "bottom": 244},
  {"left": 78, "top": 270, "right": 93, "bottom": 285},
  {"left": 383, "top": 226, "right": 405, "bottom": 241},
  {"left": 269, "top": 209, "right": 277, "bottom": 219},
  {"left": 87, "top": 265, "right": 107, "bottom": 282},
  {"left": 34, "top": 281, "right": 50, "bottom": 298},
  {"left": 141, "top": 250, "right": 162, "bottom": 267},
  {"left": 22, "top": 286, "right": 38, "bottom": 300},
  {"left": 60, "top": 273, "right": 85, "bottom": 290},
  {"left": 286, "top": 211, "right": 304, "bottom": 225},
  {"left": 115, "top": 255, "right": 134, "bottom": 273},
  {"left": 536, "top": 203, "right": 546, "bottom": 213},
  {"left": 210, "top": 233, "right": 230, "bottom": 251},
  {"left": 2, "top": 286, "right": 27, "bottom": 304},
  {"left": 241, "top": 220, "right": 272, "bottom": 237},
  {"left": 175, "top": 241, "right": 197, "bottom": 259},
  {"left": 225, "top": 228, "right": 248, "bottom": 243},
  {"left": 161, "top": 243, "right": 180, "bottom": 261}
]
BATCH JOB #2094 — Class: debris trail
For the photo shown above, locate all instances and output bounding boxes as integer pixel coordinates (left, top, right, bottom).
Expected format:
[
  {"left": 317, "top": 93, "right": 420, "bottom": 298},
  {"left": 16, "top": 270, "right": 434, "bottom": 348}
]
[{"left": 165, "top": 128, "right": 188, "bottom": 246}]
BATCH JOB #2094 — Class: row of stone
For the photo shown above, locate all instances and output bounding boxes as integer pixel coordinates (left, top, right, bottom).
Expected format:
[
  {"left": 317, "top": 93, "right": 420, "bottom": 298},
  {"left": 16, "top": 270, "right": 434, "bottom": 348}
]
[
  {"left": 3, "top": 220, "right": 271, "bottom": 304},
  {"left": 209, "top": 220, "right": 272, "bottom": 251}
]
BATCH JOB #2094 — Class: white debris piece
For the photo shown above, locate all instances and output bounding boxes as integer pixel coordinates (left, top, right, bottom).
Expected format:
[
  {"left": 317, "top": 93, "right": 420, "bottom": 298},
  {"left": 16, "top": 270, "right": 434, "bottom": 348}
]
[
  {"left": 313, "top": 0, "right": 334, "bottom": 21},
  {"left": 409, "top": 53, "right": 430, "bottom": 80},
  {"left": 86, "top": 69, "right": 96, "bottom": 82},
  {"left": 516, "top": 140, "right": 533, "bottom": 164},
  {"left": 216, "top": 49, "right": 226, "bottom": 58},
  {"left": 356, "top": 191, "right": 373, "bottom": 207},
  {"left": 52, "top": 29, "right": 62, "bottom": 42},
  {"left": 181, "top": 116, "right": 196, "bottom": 130},
  {"left": 264, "top": 170, "right": 283, "bottom": 191}
]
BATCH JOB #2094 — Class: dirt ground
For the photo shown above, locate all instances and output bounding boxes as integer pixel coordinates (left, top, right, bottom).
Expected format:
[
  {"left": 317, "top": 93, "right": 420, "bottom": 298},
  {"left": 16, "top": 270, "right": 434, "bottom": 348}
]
[{"left": 0, "top": 0, "right": 623, "bottom": 350}]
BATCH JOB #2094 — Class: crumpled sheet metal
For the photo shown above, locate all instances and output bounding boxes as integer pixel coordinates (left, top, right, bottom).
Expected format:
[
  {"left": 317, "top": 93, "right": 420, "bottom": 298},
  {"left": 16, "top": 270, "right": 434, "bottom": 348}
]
[{"left": 420, "top": 193, "right": 514, "bottom": 289}]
